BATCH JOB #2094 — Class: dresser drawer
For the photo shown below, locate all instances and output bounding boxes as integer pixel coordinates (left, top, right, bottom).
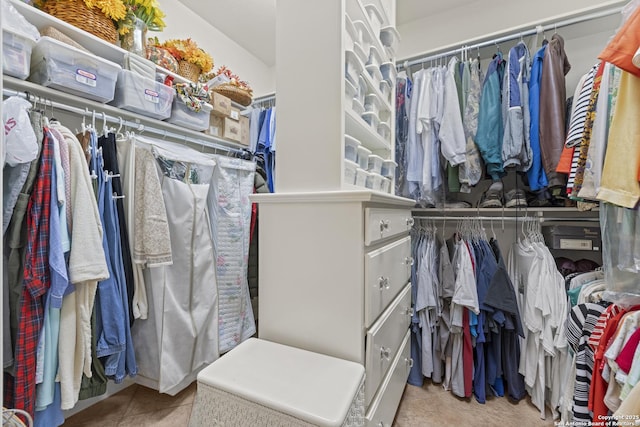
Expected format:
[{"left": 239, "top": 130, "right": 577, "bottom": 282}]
[
  {"left": 364, "top": 284, "right": 411, "bottom": 406},
  {"left": 366, "top": 329, "right": 411, "bottom": 427},
  {"left": 364, "top": 236, "right": 411, "bottom": 327},
  {"left": 364, "top": 208, "right": 413, "bottom": 246}
]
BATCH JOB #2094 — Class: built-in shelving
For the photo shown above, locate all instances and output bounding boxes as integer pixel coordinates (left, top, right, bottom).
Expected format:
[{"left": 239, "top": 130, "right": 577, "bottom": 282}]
[{"left": 345, "top": 107, "right": 391, "bottom": 152}]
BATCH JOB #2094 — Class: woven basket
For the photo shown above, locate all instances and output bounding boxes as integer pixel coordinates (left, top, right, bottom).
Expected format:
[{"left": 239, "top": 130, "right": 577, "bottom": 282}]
[
  {"left": 178, "top": 60, "right": 201, "bottom": 82},
  {"left": 42, "top": 0, "right": 117, "bottom": 44},
  {"left": 212, "top": 84, "right": 253, "bottom": 107}
]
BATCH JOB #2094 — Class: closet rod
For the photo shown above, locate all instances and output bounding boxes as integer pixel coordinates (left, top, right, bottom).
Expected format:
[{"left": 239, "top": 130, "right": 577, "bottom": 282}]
[
  {"left": 252, "top": 92, "right": 276, "bottom": 104},
  {"left": 2, "top": 87, "right": 244, "bottom": 155},
  {"left": 397, "top": 4, "right": 624, "bottom": 70},
  {"left": 413, "top": 215, "right": 600, "bottom": 223}
]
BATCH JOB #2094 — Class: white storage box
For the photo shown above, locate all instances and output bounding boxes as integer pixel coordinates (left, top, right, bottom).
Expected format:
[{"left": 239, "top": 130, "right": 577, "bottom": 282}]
[
  {"left": 361, "top": 111, "right": 380, "bottom": 131},
  {"left": 3, "top": 29, "right": 36, "bottom": 80},
  {"left": 380, "top": 62, "right": 397, "bottom": 86},
  {"left": 378, "top": 109, "right": 391, "bottom": 124},
  {"left": 355, "top": 167, "right": 368, "bottom": 187},
  {"left": 381, "top": 177, "right": 391, "bottom": 193},
  {"left": 377, "top": 121, "right": 391, "bottom": 140},
  {"left": 379, "top": 80, "right": 391, "bottom": 103},
  {"left": 345, "top": 15, "right": 357, "bottom": 52},
  {"left": 356, "top": 145, "right": 371, "bottom": 170},
  {"left": 167, "top": 99, "right": 213, "bottom": 131},
  {"left": 345, "top": 50, "right": 364, "bottom": 86},
  {"left": 344, "top": 159, "right": 358, "bottom": 185},
  {"left": 366, "top": 172, "right": 384, "bottom": 191},
  {"left": 352, "top": 98, "right": 365, "bottom": 116},
  {"left": 357, "top": 75, "right": 367, "bottom": 105},
  {"left": 367, "top": 154, "right": 384, "bottom": 174},
  {"left": 190, "top": 338, "right": 365, "bottom": 427},
  {"left": 29, "top": 36, "right": 121, "bottom": 103},
  {"left": 364, "top": 4, "right": 385, "bottom": 37},
  {"left": 366, "top": 45, "right": 383, "bottom": 69},
  {"left": 363, "top": 170, "right": 375, "bottom": 190},
  {"left": 112, "top": 70, "right": 174, "bottom": 120},
  {"left": 353, "top": 42, "right": 368, "bottom": 65},
  {"left": 381, "top": 159, "right": 397, "bottom": 178},
  {"left": 365, "top": 64, "right": 383, "bottom": 88},
  {"left": 353, "top": 21, "right": 372, "bottom": 55},
  {"left": 345, "top": 78, "right": 358, "bottom": 107},
  {"left": 345, "top": 135, "right": 361, "bottom": 162},
  {"left": 364, "top": 94, "right": 382, "bottom": 117},
  {"left": 379, "top": 26, "right": 400, "bottom": 59}
]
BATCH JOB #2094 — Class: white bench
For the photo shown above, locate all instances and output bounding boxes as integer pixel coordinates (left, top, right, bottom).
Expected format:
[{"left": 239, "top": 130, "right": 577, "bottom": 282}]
[{"left": 190, "top": 338, "right": 365, "bottom": 427}]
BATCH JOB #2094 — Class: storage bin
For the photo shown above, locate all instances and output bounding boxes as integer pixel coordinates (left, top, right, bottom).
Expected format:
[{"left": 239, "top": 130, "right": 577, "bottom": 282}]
[
  {"left": 344, "top": 135, "right": 361, "bottom": 162},
  {"left": 377, "top": 121, "right": 391, "bottom": 140},
  {"left": 345, "top": 78, "right": 358, "bottom": 107},
  {"left": 345, "top": 15, "right": 357, "bottom": 52},
  {"left": 353, "top": 21, "right": 372, "bottom": 55},
  {"left": 364, "top": 170, "right": 375, "bottom": 190},
  {"left": 380, "top": 62, "right": 397, "bottom": 86},
  {"left": 378, "top": 109, "right": 391, "bottom": 124},
  {"left": 364, "top": 4, "right": 385, "bottom": 37},
  {"left": 357, "top": 75, "right": 367, "bottom": 105},
  {"left": 364, "top": 94, "right": 382, "bottom": 117},
  {"left": 542, "top": 225, "right": 602, "bottom": 251},
  {"left": 379, "top": 80, "right": 391, "bottom": 103},
  {"left": 357, "top": 145, "right": 371, "bottom": 170},
  {"left": 345, "top": 50, "right": 363, "bottom": 86},
  {"left": 365, "top": 64, "right": 383, "bottom": 88},
  {"left": 381, "top": 177, "right": 391, "bottom": 193},
  {"left": 353, "top": 42, "right": 368, "bottom": 65},
  {"left": 3, "top": 29, "right": 36, "bottom": 80},
  {"left": 367, "top": 154, "right": 384, "bottom": 174},
  {"left": 361, "top": 111, "right": 380, "bottom": 131},
  {"left": 344, "top": 159, "right": 358, "bottom": 185},
  {"left": 166, "top": 99, "right": 213, "bottom": 131},
  {"left": 352, "top": 98, "right": 365, "bottom": 116},
  {"left": 379, "top": 26, "right": 400, "bottom": 59},
  {"left": 355, "top": 167, "right": 368, "bottom": 187},
  {"left": 366, "top": 172, "right": 384, "bottom": 191},
  {"left": 111, "top": 69, "right": 174, "bottom": 120},
  {"left": 381, "top": 159, "right": 397, "bottom": 178},
  {"left": 29, "top": 36, "right": 121, "bottom": 103},
  {"left": 366, "top": 45, "right": 383, "bottom": 69}
]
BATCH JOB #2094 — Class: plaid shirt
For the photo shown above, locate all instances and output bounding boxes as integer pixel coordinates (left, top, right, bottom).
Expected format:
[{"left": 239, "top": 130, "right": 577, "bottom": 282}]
[{"left": 4, "top": 130, "right": 53, "bottom": 418}]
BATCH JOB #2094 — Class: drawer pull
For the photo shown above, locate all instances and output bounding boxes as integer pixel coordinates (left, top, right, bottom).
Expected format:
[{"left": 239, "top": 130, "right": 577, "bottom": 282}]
[
  {"left": 380, "top": 346, "right": 391, "bottom": 360},
  {"left": 404, "top": 256, "right": 414, "bottom": 266},
  {"left": 405, "top": 357, "right": 414, "bottom": 368},
  {"left": 379, "top": 219, "right": 390, "bottom": 232},
  {"left": 406, "top": 217, "right": 415, "bottom": 227},
  {"left": 378, "top": 276, "right": 390, "bottom": 290}
]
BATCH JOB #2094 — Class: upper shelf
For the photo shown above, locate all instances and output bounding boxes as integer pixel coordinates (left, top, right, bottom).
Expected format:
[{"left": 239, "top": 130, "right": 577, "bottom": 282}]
[
  {"left": 9, "top": 0, "right": 193, "bottom": 85},
  {"left": 346, "top": 0, "right": 390, "bottom": 64}
]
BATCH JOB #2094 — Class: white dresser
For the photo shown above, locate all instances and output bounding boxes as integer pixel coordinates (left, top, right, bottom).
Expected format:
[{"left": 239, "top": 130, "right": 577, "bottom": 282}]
[{"left": 253, "top": 191, "right": 414, "bottom": 427}]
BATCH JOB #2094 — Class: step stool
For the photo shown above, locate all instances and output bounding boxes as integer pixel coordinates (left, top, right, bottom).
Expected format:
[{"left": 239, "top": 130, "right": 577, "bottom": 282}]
[{"left": 189, "top": 338, "right": 365, "bottom": 427}]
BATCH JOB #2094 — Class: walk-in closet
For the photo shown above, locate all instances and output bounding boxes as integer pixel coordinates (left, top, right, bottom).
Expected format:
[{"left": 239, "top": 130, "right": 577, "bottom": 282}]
[{"left": 2, "top": 0, "right": 640, "bottom": 426}]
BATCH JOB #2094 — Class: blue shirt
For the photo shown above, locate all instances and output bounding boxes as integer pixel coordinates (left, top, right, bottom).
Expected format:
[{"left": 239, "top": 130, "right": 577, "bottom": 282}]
[{"left": 527, "top": 45, "right": 549, "bottom": 191}]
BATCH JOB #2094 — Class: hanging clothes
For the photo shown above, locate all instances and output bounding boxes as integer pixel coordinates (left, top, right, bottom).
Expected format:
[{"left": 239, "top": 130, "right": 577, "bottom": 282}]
[
  {"left": 527, "top": 44, "right": 549, "bottom": 192},
  {"left": 459, "top": 58, "right": 484, "bottom": 192}
]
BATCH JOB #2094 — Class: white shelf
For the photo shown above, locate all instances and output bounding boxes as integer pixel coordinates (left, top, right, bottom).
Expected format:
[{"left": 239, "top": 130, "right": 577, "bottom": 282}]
[
  {"left": 345, "top": 107, "right": 391, "bottom": 152},
  {"left": 10, "top": 0, "right": 194, "bottom": 85}
]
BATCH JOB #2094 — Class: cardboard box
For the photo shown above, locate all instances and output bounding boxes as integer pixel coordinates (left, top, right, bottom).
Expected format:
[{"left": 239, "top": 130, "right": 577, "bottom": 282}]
[
  {"left": 207, "top": 115, "right": 225, "bottom": 138},
  {"left": 223, "top": 117, "right": 242, "bottom": 142},
  {"left": 210, "top": 92, "right": 232, "bottom": 117},
  {"left": 229, "top": 106, "right": 241, "bottom": 121},
  {"left": 240, "top": 115, "right": 249, "bottom": 146}
]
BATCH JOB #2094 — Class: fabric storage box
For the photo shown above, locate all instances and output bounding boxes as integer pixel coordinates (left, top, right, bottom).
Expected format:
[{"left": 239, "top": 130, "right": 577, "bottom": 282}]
[
  {"left": 542, "top": 225, "right": 602, "bottom": 251},
  {"left": 190, "top": 338, "right": 365, "bottom": 427},
  {"left": 3, "top": 29, "right": 36, "bottom": 80},
  {"left": 356, "top": 145, "right": 371, "bottom": 170},
  {"left": 167, "top": 99, "right": 213, "bottom": 131},
  {"left": 111, "top": 69, "right": 174, "bottom": 120},
  {"left": 344, "top": 159, "right": 358, "bottom": 185},
  {"left": 29, "top": 37, "right": 121, "bottom": 103},
  {"left": 367, "top": 154, "right": 384, "bottom": 174},
  {"left": 345, "top": 135, "right": 361, "bottom": 162},
  {"left": 355, "top": 167, "right": 368, "bottom": 187}
]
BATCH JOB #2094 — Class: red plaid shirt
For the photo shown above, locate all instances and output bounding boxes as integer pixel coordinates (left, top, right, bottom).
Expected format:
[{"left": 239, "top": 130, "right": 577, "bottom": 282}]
[{"left": 4, "top": 130, "right": 53, "bottom": 418}]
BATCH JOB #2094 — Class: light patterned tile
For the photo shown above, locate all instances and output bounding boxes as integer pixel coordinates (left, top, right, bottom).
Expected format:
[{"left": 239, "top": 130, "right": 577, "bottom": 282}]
[
  {"left": 124, "top": 383, "right": 196, "bottom": 417},
  {"left": 64, "top": 385, "right": 138, "bottom": 426},
  {"left": 117, "top": 404, "right": 192, "bottom": 427}
]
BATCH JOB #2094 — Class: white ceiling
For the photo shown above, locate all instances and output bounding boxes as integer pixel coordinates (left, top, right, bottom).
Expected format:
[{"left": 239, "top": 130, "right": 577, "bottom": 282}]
[{"left": 176, "top": 0, "right": 458, "bottom": 67}]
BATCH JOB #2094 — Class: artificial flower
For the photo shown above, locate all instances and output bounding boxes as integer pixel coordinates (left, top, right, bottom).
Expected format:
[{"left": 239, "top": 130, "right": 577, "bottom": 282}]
[
  {"left": 118, "top": 0, "right": 166, "bottom": 35},
  {"left": 162, "top": 38, "right": 214, "bottom": 73}
]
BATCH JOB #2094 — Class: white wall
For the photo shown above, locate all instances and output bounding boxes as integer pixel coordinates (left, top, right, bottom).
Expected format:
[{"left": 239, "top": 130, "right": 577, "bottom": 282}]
[
  {"left": 397, "top": 0, "right": 626, "bottom": 92},
  {"left": 157, "top": 0, "right": 275, "bottom": 97}
]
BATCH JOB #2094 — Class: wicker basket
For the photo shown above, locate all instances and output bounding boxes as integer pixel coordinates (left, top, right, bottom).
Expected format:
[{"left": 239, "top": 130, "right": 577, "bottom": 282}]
[
  {"left": 212, "top": 84, "right": 253, "bottom": 107},
  {"left": 178, "top": 60, "right": 201, "bottom": 82},
  {"left": 42, "top": 0, "right": 118, "bottom": 44}
]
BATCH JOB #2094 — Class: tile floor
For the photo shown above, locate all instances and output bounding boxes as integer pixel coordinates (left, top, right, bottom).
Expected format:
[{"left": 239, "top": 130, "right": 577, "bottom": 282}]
[{"left": 65, "top": 379, "right": 556, "bottom": 426}]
